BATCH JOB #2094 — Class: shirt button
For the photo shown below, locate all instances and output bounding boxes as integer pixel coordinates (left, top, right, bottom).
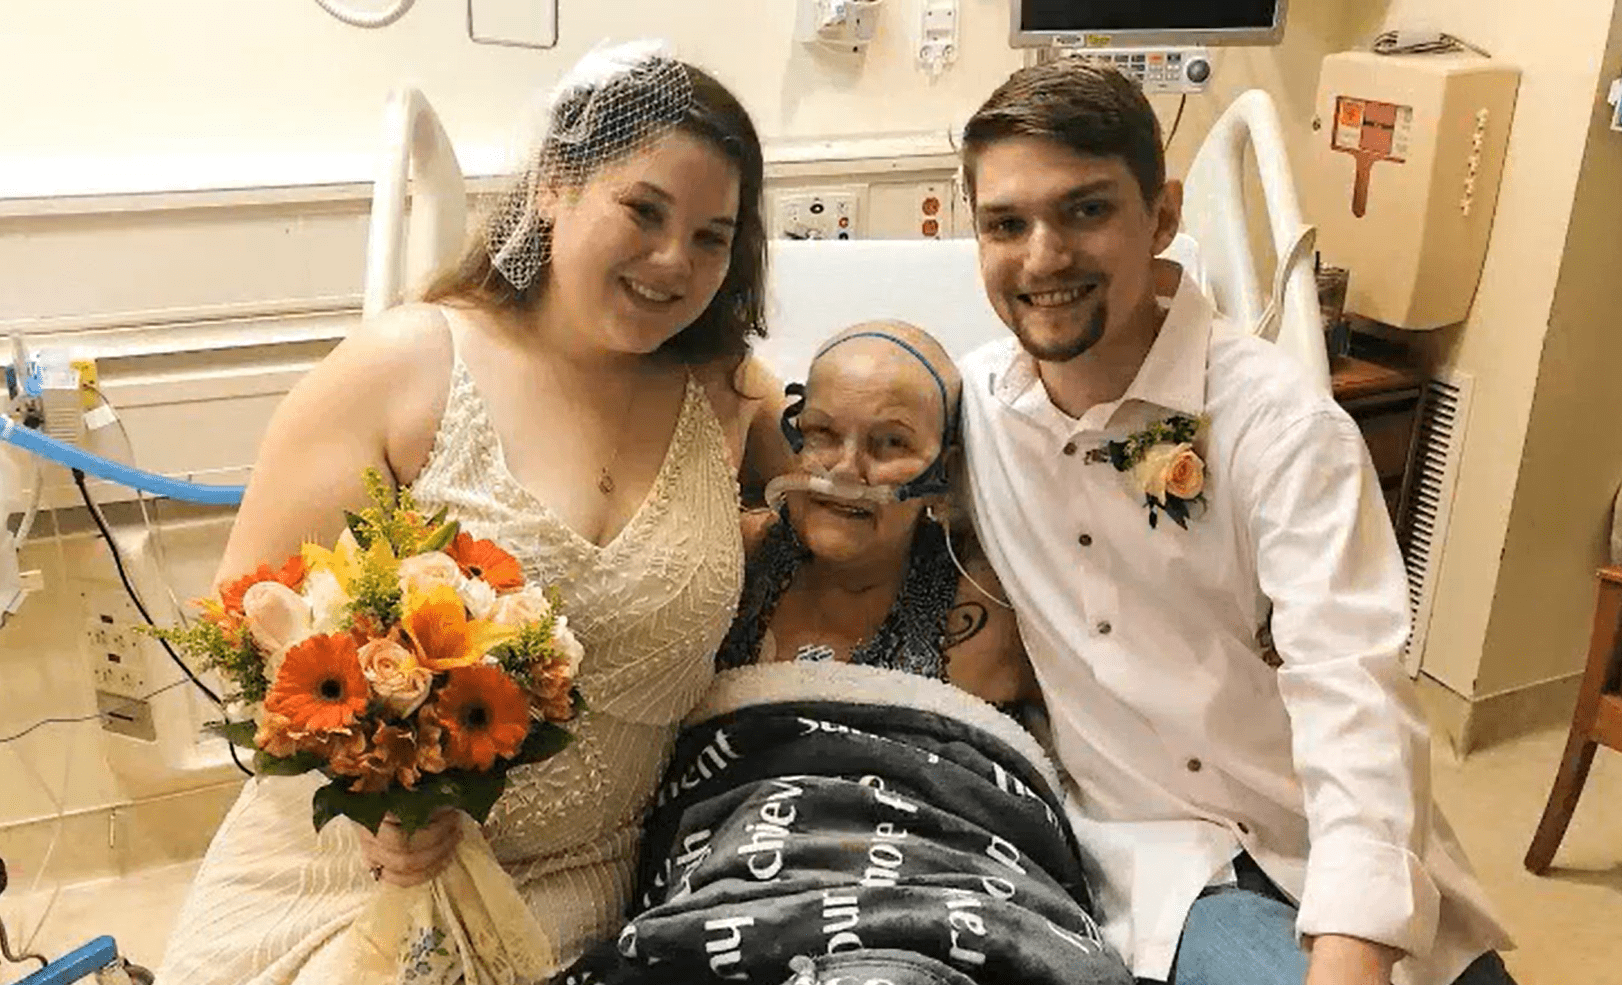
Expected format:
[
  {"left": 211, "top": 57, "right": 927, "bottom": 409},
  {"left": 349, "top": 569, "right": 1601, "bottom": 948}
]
[
  {"left": 1063, "top": 441, "right": 1078, "bottom": 456},
  {"left": 1078, "top": 533, "right": 1093, "bottom": 547},
  {"left": 1096, "top": 621, "right": 1112, "bottom": 636},
  {"left": 1186, "top": 757, "right": 1203, "bottom": 773}
]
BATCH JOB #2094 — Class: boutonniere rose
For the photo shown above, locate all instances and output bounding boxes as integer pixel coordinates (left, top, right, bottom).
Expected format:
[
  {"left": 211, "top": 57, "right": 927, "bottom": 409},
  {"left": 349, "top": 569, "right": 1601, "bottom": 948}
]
[{"left": 1088, "top": 414, "right": 1209, "bottom": 529}]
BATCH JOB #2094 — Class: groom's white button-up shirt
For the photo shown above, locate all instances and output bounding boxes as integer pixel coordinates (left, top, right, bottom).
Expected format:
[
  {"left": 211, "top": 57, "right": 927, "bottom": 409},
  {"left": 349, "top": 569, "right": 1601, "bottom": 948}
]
[{"left": 959, "top": 265, "right": 1510, "bottom": 985}]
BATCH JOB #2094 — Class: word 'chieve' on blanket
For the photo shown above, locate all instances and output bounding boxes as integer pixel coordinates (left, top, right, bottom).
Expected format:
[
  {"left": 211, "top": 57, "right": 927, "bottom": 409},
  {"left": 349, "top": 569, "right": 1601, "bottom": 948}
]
[{"left": 736, "top": 778, "right": 808, "bottom": 881}]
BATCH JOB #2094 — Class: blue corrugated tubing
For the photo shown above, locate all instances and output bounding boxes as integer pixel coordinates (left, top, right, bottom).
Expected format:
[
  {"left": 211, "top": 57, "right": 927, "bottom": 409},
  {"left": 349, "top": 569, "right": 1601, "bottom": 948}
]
[{"left": 0, "top": 415, "right": 246, "bottom": 506}]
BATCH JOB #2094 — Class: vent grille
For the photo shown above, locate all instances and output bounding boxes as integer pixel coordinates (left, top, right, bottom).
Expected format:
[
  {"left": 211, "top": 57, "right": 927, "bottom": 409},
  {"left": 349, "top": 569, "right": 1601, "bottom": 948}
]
[{"left": 1398, "top": 371, "right": 1473, "bottom": 675}]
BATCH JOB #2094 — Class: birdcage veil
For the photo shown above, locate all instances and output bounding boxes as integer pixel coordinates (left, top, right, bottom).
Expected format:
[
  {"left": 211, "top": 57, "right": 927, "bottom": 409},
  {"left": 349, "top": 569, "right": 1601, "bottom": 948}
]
[{"left": 484, "top": 39, "right": 696, "bottom": 291}]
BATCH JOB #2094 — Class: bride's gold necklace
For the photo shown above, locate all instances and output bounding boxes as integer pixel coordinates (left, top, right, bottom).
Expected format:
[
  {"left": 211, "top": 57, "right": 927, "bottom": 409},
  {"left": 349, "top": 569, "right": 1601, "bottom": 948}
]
[{"left": 595, "top": 376, "right": 647, "bottom": 497}]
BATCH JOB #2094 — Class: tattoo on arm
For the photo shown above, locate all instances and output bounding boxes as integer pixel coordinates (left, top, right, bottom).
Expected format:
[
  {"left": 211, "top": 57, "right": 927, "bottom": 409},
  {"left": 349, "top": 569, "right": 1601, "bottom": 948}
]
[{"left": 942, "top": 602, "right": 989, "bottom": 650}]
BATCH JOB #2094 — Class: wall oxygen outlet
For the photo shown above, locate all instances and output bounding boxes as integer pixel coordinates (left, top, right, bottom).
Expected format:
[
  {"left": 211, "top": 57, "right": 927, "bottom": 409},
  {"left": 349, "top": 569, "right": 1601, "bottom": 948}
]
[
  {"left": 82, "top": 587, "right": 151, "bottom": 699},
  {"left": 773, "top": 188, "right": 863, "bottom": 240}
]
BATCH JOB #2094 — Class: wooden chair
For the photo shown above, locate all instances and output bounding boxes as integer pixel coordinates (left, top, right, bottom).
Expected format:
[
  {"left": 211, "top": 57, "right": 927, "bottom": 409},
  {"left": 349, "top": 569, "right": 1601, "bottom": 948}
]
[{"left": 1525, "top": 565, "right": 1622, "bottom": 873}]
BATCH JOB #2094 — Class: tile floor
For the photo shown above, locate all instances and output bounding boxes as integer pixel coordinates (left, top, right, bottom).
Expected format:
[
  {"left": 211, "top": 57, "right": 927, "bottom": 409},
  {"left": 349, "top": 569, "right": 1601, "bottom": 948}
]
[{"left": 0, "top": 725, "right": 1617, "bottom": 984}]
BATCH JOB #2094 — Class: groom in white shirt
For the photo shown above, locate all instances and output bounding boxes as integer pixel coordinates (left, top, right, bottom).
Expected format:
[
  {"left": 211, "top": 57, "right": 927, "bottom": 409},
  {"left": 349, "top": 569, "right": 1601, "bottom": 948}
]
[{"left": 955, "top": 62, "right": 1516, "bottom": 985}]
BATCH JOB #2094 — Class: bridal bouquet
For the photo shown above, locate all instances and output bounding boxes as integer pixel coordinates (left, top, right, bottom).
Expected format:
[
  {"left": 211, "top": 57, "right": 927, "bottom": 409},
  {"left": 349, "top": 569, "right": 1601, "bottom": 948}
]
[{"left": 151, "top": 468, "right": 580, "bottom": 981}]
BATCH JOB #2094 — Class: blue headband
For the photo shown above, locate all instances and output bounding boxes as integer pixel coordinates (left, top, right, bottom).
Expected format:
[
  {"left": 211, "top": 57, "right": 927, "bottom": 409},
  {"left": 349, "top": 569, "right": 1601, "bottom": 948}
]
[{"left": 779, "top": 331, "right": 957, "bottom": 502}]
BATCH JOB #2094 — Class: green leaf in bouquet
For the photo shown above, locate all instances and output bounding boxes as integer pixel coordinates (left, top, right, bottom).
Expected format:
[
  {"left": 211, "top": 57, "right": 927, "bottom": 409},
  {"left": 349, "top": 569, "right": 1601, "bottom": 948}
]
[
  {"left": 344, "top": 509, "right": 375, "bottom": 549},
  {"left": 379, "top": 770, "right": 508, "bottom": 832},
  {"left": 519, "top": 721, "right": 575, "bottom": 763},
  {"left": 254, "top": 749, "right": 325, "bottom": 777},
  {"left": 571, "top": 689, "right": 588, "bottom": 717},
  {"left": 204, "top": 719, "right": 260, "bottom": 749},
  {"left": 420, "top": 519, "right": 460, "bottom": 554},
  {"left": 383, "top": 784, "right": 465, "bottom": 834},
  {"left": 447, "top": 768, "right": 511, "bottom": 826},
  {"left": 312, "top": 780, "right": 393, "bottom": 835}
]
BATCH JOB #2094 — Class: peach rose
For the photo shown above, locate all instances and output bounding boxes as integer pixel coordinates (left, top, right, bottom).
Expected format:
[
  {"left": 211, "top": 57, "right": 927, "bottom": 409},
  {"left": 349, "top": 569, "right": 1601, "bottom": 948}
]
[
  {"left": 357, "top": 638, "right": 434, "bottom": 718},
  {"left": 398, "top": 551, "right": 464, "bottom": 600},
  {"left": 1132, "top": 442, "right": 1203, "bottom": 502},
  {"left": 1164, "top": 446, "right": 1205, "bottom": 500},
  {"left": 488, "top": 586, "right": 554, "bottom": 628},
  {"left": 241, "top": 581, "right": 313, "bottom": 684}
]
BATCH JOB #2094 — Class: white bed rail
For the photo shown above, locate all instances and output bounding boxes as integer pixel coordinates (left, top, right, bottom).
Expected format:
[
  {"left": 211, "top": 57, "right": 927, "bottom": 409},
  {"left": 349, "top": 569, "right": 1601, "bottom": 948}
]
[
  {"left": 1182, "top": 88, "right": 1329, "bottom": 390},
  {"left": 362, "top": 88, "right": 467, "bottom": 320}
]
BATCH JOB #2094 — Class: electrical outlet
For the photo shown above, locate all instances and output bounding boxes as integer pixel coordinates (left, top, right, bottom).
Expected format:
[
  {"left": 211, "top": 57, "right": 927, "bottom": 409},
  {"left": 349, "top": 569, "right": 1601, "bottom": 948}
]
[
  {"left": 915, "top": 181, "right": 952, "bottom": 239},
  {"left": 773, "top": 188, "right": 862, "bottom": 240}
]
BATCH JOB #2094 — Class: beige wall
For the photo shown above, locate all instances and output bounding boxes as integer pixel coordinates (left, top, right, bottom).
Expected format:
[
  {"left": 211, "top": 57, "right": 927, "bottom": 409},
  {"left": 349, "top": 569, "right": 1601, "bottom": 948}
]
[
  {"left": 1359, "top": 0, "right": 1619, "bottom": 699},
  {"left": 0, "top": 0, "right": 1024, "bottom": 196},
  {"left": 1476, "top": 0, "right": 1622, "bottom": 697}
]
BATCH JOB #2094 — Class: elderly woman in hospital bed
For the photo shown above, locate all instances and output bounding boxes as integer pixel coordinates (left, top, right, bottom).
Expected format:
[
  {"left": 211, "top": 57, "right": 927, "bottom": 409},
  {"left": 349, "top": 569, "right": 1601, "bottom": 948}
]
[{"left": 556, "top": 319, "right": 1132, "bottom": 985}]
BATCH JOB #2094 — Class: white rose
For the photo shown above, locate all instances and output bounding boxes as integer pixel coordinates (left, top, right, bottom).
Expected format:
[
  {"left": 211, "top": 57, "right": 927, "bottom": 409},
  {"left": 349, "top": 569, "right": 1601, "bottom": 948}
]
[
  {"left": 550, "top": 615, "right": 585, "bottom": 677},
  {"left": 459, "top": 577, "right": 499, "bottom": 621},
  {"left": 488, "top": 586, "right": 553, "bottom": 628},
  {"left": 304, "top": 568, "right": 349, "bottom": 635},
  {"left": 241, "top": 581, "right": 312, "bottom": 684},
  {"left": 398, "top": 551, "right": 464, "bottom": 600}
]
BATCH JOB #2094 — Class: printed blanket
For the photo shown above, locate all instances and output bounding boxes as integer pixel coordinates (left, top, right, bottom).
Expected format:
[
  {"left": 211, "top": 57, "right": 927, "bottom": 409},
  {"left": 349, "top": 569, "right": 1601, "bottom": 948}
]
[{"left": 573, "top": 661, "right": 1133, "bottom": 985}]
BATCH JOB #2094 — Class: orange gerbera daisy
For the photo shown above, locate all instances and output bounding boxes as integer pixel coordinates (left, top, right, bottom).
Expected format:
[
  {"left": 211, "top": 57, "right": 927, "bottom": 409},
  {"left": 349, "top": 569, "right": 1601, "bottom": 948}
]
[
  {"left": 446, "top": 533, "right": 525, "bottom": 591},
  {"left": 264, "top": 633, "right": 370, "bottom": 733},
  {"left": 220, "top": 555, "right": 307, "bottom": 616},
  {"left": 429, "top": 666, "right": 530, "bottom": 772},
  {"left": 402, "top": 586, "right": 517, "bottom": 671}
]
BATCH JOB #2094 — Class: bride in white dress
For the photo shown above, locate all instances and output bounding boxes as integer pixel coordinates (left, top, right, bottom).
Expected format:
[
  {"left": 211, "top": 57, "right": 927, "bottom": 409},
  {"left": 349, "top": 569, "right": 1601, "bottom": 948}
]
[{"left": 157, "top": 44, "right": 790, "bottom": 984}]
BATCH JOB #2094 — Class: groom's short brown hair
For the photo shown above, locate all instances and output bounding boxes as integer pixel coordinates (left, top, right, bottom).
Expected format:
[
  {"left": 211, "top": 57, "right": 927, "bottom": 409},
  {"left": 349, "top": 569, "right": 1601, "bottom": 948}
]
[{"left": 960, "top": 60, "right": 1165, "bottom": 206}]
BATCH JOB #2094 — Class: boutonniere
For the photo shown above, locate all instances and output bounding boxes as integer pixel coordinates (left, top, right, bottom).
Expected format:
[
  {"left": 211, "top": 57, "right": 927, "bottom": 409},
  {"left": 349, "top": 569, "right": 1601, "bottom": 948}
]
[{"left": 1085, "top": 414, "right": 1208, "bottom": 529}]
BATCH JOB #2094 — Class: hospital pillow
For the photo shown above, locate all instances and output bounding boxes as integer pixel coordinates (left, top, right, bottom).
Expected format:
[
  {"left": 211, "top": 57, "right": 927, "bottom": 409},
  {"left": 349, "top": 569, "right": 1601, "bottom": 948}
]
[{"left": 759, "top": 233, "right": 1208, "bottom": 382}]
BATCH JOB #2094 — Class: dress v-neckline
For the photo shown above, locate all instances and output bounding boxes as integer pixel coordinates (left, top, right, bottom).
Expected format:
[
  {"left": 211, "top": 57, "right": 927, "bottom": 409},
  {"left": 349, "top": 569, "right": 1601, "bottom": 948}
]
[{"left": 473, "top": 364, "right": 698, "bottom": 555}]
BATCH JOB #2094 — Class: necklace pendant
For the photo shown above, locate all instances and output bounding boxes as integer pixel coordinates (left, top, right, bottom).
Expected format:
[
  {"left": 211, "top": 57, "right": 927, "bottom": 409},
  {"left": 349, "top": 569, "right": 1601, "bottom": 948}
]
[{"left": 598, "top": 468, "right": 615, "bottom": 496}]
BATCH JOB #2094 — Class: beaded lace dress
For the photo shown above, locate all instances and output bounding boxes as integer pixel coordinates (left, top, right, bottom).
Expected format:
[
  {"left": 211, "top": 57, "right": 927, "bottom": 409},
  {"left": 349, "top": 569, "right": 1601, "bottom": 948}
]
[{"left": 157, "top": 348, "right": 743, "bottom": 984}]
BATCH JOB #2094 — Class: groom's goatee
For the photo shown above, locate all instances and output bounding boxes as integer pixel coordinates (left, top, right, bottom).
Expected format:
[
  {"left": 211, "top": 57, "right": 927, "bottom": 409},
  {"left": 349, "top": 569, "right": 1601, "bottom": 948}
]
[{"left": 1017, "top": 304, "right": 1109, "bottom": 364}]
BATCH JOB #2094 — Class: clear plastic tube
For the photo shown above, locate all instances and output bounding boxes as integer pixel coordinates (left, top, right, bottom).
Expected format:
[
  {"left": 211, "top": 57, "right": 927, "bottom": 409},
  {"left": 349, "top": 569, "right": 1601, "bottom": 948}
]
[{"left": 764, "top": 472, "right": 899, "bottom": 511}]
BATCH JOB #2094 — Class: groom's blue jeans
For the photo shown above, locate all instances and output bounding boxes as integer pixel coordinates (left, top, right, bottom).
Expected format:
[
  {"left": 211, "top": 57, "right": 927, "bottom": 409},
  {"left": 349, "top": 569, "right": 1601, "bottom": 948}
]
[{"left": 1144, "top": 854, "right": 1517, "bottom": 985}]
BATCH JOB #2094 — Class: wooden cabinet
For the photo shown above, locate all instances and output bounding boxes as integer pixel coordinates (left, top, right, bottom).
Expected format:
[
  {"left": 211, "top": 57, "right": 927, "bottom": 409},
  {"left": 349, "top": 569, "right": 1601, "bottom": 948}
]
[{"left": 1330, "top": 354, "right": 1426, "bottom": 526}]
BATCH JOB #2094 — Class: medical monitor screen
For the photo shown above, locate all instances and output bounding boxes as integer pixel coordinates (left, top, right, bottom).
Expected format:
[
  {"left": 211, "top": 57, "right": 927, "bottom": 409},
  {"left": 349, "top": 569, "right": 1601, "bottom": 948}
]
[{"left": 1015, "top": 0, "right": 1284, "bottom": 45}]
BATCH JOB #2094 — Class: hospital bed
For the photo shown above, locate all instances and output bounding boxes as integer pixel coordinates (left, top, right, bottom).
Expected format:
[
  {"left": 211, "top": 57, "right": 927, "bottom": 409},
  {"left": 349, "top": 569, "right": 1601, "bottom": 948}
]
[
  {"left": 363, "top": 87, "right": 1329, "bottom": 388},
  {"left": 0, "top": 83, "right": 1325, "bottom": 985}
]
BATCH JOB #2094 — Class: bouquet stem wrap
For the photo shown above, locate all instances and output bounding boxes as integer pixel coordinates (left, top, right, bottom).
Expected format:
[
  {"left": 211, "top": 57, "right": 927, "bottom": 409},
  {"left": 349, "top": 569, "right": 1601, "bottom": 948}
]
[{"left": 335, "top": 817, "right": 557, "bottom": 985}]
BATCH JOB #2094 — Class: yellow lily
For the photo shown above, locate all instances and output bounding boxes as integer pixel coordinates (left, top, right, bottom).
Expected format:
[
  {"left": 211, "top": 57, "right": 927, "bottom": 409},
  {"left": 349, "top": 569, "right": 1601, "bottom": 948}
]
[
  {"left": 303, "top": 529, "right": 398, "bottom": 592},
  {"left": 403, "top": 585, "right": 518, "bottom": 671}
]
